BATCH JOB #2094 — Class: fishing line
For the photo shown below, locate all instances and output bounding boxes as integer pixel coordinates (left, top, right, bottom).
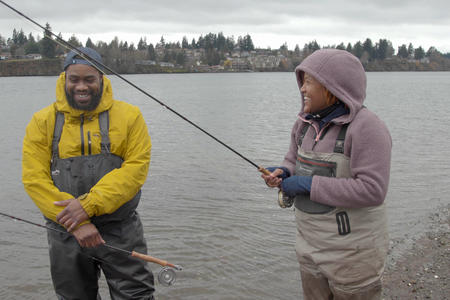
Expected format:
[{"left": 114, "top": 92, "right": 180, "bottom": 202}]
[{"left": 0, "top": 0, "right": 271, "bottom": 176}]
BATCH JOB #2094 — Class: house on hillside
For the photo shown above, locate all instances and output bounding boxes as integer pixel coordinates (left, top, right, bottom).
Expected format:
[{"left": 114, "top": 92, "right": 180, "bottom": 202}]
[{"left": 26, "top": 53, "right": 42, "bottom": 60}]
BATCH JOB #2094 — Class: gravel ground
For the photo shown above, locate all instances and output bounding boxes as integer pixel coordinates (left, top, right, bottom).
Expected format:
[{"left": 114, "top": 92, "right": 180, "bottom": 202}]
[{"left": 382, "top": 204, "right": 449, "bottom": 300}]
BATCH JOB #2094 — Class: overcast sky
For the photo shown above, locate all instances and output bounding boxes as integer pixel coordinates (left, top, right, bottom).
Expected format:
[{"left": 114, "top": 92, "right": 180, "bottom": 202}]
[{"left": 0, "top": 0, "right": 448, "bottom": 53}]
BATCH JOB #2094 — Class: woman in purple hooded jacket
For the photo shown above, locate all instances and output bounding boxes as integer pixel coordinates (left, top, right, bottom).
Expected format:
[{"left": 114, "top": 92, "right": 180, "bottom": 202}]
[{"left": 262, "top": 49, "right": 392, "bottom": 299}]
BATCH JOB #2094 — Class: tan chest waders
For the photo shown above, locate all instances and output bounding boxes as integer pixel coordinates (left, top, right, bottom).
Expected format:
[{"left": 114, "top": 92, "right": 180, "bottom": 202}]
[{"left": 294, "top": 123, "right": 388, "bottom": 292}]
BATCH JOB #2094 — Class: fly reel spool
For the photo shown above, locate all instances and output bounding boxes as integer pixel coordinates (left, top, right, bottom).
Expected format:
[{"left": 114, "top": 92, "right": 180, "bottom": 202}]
[
  {"left": 278, "top": 190, "right": 294, "bottom": 208},
  {"left": 158, "top": 267, "right": 177, "bottom": 286}
]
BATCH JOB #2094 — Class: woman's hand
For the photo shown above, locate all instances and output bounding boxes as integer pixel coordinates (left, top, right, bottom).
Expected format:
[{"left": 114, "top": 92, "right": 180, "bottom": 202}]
[{"left": 261, "top": 168, "right": 284, "bottom": 188}]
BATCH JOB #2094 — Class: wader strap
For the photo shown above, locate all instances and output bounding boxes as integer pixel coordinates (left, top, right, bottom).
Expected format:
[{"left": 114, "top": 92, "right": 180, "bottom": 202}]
[
  {"left": 52, "top": 111, "right": 111, "bottom": 158},
  {"left": 51, "top": 112, "right": 65, "bottom": 161},
  {"left": 333, "top": 124, "right": 349, "bottom": 154},
  {"left": 99, "top": 111, "right": 111, "bottom": 153},
  {"left": 298, "top": 123, "right": 310, "bottom": 148}
]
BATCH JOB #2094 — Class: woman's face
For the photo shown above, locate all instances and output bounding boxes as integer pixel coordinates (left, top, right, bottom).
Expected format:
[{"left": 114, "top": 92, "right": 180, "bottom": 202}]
[{"left": 300, "top": 73, "right": 329, "bottom": 114}]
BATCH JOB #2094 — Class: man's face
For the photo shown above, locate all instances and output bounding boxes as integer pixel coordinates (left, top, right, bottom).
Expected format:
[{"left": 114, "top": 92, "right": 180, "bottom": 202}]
[{"left": 65, "top": 64, "right": 103, "bottom": 111}]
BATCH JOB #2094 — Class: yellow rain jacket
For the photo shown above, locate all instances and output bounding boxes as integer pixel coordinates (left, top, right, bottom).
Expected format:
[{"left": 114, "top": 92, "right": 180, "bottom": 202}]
[{"left": 22, "top": 73, "right": 151, "bottom": 223}]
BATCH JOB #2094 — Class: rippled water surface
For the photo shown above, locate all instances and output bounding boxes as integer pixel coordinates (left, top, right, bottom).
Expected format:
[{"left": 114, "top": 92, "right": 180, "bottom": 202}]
[{"left": 0, "top": 72, "right": 449, "bottom": 299}]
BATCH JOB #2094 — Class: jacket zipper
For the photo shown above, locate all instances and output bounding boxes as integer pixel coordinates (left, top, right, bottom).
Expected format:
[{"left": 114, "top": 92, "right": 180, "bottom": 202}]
[
  {"left": 312, "top": 123, "right": 331, "bottom": 149},
  {"left": 80, "top": 115, "right": 85, "bottom": 155},
  {"left": 87, "top": 131, "right": 92, "bottom": 155}
]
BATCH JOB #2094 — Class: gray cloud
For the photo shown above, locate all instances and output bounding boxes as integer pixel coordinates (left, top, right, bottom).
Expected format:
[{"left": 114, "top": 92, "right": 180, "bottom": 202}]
[{"left": 0, "top": 0, "right": 448, "bottom": 52}]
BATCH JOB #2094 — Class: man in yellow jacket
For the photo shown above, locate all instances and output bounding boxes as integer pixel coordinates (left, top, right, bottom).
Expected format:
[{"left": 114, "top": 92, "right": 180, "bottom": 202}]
[{"left": 22, "top": 47, "right": 155, "bottom": 299}]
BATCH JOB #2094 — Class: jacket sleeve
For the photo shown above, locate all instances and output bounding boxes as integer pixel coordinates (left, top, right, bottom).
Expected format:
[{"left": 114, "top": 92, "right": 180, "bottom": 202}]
[
  {"left": 80, "top": 107, "right": 151, "bottom": 217},
  {"left": 281, "top": 119, "right": 302, "bottom": 176},
  {"left": 311, "top": 112, "right": 392, "bottom": 208},
  {"left": 22, "top": 112, "right": 75, "bottom": 222}
]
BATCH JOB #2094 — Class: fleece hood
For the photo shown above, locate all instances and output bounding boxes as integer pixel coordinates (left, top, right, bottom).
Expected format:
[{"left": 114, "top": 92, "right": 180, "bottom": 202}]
[
  {"left": 295, "top": 49, "right": 366, "bottom": 123},
  {"left": 54, "top": 72, "right": 114, "bottom": 117}
]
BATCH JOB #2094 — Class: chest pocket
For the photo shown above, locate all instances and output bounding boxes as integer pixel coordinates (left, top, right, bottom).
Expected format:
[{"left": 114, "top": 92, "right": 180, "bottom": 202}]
[{"left": 294, "top": 123, "right": 348, "bottom": 214}]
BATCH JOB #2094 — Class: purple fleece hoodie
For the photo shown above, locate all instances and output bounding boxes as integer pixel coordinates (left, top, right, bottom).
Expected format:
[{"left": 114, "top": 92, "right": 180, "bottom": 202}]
[{"left": 281, "top": 49, "right": 392, "bottom": 208}]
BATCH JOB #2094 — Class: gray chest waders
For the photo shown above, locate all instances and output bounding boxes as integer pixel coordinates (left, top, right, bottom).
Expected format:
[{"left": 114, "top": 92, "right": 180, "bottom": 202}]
[
  {"left": 293, "top": 123, "right": 349, "bottom": 214},
  {"left": 50, "top": 111, "right": 140, "bottom": 225}
]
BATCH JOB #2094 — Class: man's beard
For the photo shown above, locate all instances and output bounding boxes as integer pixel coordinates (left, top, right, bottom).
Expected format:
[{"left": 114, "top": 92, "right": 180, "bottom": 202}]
[{"left": 65, "top": 84, "right": 103, "bottom": 111}]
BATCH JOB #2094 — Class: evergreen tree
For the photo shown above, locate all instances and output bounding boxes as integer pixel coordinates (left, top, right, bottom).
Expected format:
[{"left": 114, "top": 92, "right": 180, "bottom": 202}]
[
  {"left": 426, "top": 46, "right": 439, "bottom": 57},
  {"left": 225, "top": 36, "right": 235, "bottom": 52},
  {"left": 137, "top": 37, "right": 147, "bottom": 50},
  {"left": 311, "top": 40, "right": 320, "bottom": 51},
  {"left": 176, "top": 50, "right": 186, "bottom": 65},
  {"left": 362, "top": 38, "right": 374, "bottom": 60},
  {"left": 182, "top": 36, "right": 189, "bottom": 49},
  {"left": 239, "top": 34, "right": 254, "bottom": 51},
  {"left": 352, "top": 41, "right": 363, "bottom": 58},
  {"left": 158, "top": 36, "right": 165, "bottom": 48},
  {"left": 375, "top": 39, "right": 390, "bottom": 60},
  {"left": 120, "top": 41, "right": 128, "bottom": 51},
  {"left": 397, "top": 44, "right": 409, "bottom": 58},
  {"left": 346, "top": 42, "right": 353, "bottom": 53},
  {"left": 147, "top": 43, "right": 156, "bottom": 60},
  {"left": 197, "top": 35, "right": 205, "bottom": 49},
  {"left": 217, "top": 32, "right": 226, "bottom": 51},
  {"left": 279, "top": 42, "right": 288, "bottom": 56},
  {"left": 109, "top": 37, "right": 119, "bottom": 50},
  {"left": 294, "top": 44, "right": 301, "bottom": 56},
  {"left": 54, "top": 33, "right": 65, "bottom": 56},
  {"left": 414, "top": 46, "right": 425, "bottom": 60},
  {"left": 24, "top": 33, "right": 40, "bottom": 54},
  {"left": 0, "top": 34, "right": 6, "bottom": 48},
  {"left": 204, "top": 33, "right": 216, "bottom": 50},
  {"left": 40, "top": 23, "right": 56, "bottom": 58},
  {"left": 205, "top": 48, "right": 220, "bottom": 65},
  {"left": 12, "top": 28, "right": 27, "bottom": 46},
  {"left": 336, "top": 42, "right": 346, "bottom": 50},
  {"left": 85, "top": 37, "right": 95, "bottom": 48},
  {"left": 67, "top": 34, "right": 82, "bottom": 48},
  {"left": 407, "top": 43, "right": 414, "bottom": 58}
]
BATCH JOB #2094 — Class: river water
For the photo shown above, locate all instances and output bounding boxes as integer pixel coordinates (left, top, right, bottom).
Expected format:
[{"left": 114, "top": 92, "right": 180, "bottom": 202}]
[{"left": 0, "top": 72, "right": 449, "bottom": 299}]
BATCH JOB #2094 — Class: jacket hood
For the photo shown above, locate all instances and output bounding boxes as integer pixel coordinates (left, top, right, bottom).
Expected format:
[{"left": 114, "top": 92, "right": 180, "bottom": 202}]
[
  {"left": 295, "top": 49, "right": 366, "bottom": 123},
  {"left": 54, "top": 72, "right": 114, "bottom": 116}
]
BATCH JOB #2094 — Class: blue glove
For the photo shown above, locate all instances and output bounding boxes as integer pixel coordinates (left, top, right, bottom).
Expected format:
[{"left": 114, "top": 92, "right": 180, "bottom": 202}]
[
  {"left": 265, "top": 166, "right": 291, "bottom": 180},
  {"left": 281, "top": 176, "right": 312, "bottom": 197}
]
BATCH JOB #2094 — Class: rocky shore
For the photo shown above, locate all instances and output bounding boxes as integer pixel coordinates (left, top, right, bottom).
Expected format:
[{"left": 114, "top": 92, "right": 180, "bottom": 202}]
[{"left": 382, "top": 204, "right": 449, "bottom": 299}]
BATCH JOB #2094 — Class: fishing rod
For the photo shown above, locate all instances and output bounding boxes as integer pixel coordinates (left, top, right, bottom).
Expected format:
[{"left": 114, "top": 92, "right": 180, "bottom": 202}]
[
  {"left": 0, "top": 211, "right": 182, "bottom": 285},
  {"left": 0, "top": 0, "right": 272, "bottom": 176},
  {"left": 0, "top": 212, "right": 182, "bottom": 270}
]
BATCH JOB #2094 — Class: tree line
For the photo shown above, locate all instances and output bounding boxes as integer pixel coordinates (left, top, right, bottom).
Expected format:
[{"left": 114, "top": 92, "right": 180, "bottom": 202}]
[{"left": 1, "top": 23, "right": 449, "bottom": 72}]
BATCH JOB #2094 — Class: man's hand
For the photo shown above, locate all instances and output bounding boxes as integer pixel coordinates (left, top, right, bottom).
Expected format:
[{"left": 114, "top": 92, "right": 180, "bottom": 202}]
[
  {"left": 54, "top": 198, "right": 89, "bottom": 232},
  {"left": 72, "top": 223, "right": 105, "bottom": 248}
]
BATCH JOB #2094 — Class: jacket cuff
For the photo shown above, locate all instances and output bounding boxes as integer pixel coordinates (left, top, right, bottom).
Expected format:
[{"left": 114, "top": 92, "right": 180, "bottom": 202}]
[
  {"left": 79, "top": 193, "right": 96, "bottom": 217},
  {"left": 279, "top": 167, "right": 291, "bottom": 179}
]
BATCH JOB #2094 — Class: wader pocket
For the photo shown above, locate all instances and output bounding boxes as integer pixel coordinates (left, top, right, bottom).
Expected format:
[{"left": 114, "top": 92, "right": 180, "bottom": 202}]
[
  {"left": 294, "top": 154, "right": 337, "bottom": 214},
  {"left": 297, "top": 155, "right": 337, "bottom": 177}
]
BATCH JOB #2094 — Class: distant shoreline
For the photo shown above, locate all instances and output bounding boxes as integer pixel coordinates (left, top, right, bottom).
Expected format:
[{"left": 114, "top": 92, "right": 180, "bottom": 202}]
[{"left": 1, "top": 58, "right": 450, "bottom": 77}]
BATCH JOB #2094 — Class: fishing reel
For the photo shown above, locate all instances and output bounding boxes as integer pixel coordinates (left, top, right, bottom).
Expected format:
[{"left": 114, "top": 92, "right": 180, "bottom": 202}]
[
  {"left": 157, "top": 267, "right": 178, "bottom": 286},
  {"left": 278, "top": 190, "right": 294, "bottom": 208}
]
